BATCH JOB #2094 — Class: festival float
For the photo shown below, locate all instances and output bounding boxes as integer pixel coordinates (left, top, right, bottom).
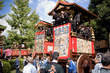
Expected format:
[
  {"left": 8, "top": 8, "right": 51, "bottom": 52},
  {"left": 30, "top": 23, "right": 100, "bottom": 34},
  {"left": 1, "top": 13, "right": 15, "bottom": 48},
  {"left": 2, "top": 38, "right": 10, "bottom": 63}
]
[{"left": 34, "top": 0, "right": 98, "bottom": 72}]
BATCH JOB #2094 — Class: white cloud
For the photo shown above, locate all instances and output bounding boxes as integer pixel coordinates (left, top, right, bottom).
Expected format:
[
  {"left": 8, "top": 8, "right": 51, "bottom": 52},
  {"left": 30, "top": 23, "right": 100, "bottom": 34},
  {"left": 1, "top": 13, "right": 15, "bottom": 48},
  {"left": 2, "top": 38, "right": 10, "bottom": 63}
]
[
  {"left": 0, "top": 18, "right": 11, "bottom": 37},
  {"left": 37, "top": 0, "right": 44, "bottom": 3},
  {"left": 75, "top": 0, "right": 81, "bottom": 2},
  {"left": 74, "top": 0, "right": 89, "bottom": 3},
  {"left": 29, "top": 0, "right": 33, "bottom": 4},
  {"left": 4, "top": 14, "right": 12, "bottom": 20},
  {"left": 68, "top": 0, "right": 74, "bottom": 3},
  {"left": 0, "top": 9, "right": 14, "bottom": 37},
  {"left": 36, "top": 0, "right": 56, "bottom": 23}
]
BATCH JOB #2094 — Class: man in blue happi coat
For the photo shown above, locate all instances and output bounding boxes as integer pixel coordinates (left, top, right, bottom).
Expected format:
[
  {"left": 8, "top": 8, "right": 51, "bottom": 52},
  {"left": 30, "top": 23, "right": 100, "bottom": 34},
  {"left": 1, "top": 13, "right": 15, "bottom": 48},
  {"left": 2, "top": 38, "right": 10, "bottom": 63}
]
[
  {"left": 66, "top": 58, "right": 77, "bottom": 73},
  {"left": 15, "top": 56, "right": 20, "bottom": 73}
]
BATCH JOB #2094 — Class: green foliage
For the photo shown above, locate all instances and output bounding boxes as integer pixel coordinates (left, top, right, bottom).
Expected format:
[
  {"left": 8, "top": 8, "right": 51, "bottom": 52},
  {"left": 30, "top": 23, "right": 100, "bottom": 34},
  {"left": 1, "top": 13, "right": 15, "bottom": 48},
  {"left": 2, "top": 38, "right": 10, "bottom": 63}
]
[
  {"left": 88, "top": 0, "right": 110, "bottom": 41},
  {"left": 5, "top": 30, "right": 19, "bottom": 49},
  {"left": 0, "top": 25, "right": 6, "bottom": 31},
  {"left": 85, "top": 20, "right": 108, "bottom": 40},
  {"left": 19, "top": 59, "right": 24, "bottom": 69},
  {"left": 1, "top": 59, "right": 23, "bottom": 73},
  {"left": 2, "top": 60, "right": 11, "bottom": 73},
  {"left": 0, "top": 0, "right": 5, "bottom": 18},
  {"left": 88, "top": 0, "right": 103, "bottom": 15},
  {"left": 9, "top": 58, "right": 24, "bottom": 70},
  {"left": 9, "top": 59, "right": 16, "bottom": 70},
  {"left": 0, "top": 25, "right": 6, "bottom": 29},
  {"left": 5, "top": 0, "right": 39, "bottom": 50}
]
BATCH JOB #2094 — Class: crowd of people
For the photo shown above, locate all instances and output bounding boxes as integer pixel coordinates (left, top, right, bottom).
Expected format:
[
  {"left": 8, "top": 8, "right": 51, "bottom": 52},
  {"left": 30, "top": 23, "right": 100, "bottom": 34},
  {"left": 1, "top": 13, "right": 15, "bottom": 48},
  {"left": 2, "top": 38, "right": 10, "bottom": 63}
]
[
  {"left": 1, "top": 52, "right": 110, "bottom": 73},
  {"left": 92, "top": 52, "right": 110, "bottom": 73},
  {"left": 76, "top": 24, "right": 91, "bottom": 39},
  {"left": 51, "top": 11, "right": 69, "bottom": 26},
  {"left": 22, "top": 54, "right": 51, "bottom": 73},
  {"left": 21, "top": 52, "right": 77, "bottom": 73},
  {"left": 72, "top": 13, "right": 92, "bottom": 39},
  {"left": 22, "top": 52, "right": 110, "bottom": 73},
  {"left": 14, "top": 52, "right": 77, "bottom": 73}
]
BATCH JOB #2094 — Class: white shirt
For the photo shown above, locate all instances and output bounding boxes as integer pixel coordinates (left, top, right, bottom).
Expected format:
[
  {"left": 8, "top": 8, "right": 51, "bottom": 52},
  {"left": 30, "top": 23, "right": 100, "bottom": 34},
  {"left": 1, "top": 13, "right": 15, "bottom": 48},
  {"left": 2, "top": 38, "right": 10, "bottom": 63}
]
[
  {"left": 94, "top": 63, "right": 102, "bottom": 70},
  {"left": 23, "top": 63, "right": 37, "bottom": 73},
  {"left": 52, "top": 60, "right": 58, "bottom": 63}
]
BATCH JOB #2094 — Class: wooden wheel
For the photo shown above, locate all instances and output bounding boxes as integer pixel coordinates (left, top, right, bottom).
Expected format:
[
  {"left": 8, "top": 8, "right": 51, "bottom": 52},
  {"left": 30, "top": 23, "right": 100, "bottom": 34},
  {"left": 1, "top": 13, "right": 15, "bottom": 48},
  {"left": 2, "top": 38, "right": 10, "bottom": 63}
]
[{"left": 77, "top": 54, "right": 92, "bottom": 73}]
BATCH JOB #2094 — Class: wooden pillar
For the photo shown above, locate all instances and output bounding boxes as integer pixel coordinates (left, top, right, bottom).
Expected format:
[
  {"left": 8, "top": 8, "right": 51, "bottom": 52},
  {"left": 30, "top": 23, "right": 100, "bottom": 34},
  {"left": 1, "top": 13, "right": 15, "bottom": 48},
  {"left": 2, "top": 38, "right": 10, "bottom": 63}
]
[
  {"left": 89, "top": 18, "right": 92, "bottom": 39},
  {"left": 66, "top": 63, "right": 68, "bottom": 73},
  {"left": 70, "top": 49, "right": 72, "bottom": 59},
  {"left": 50, "top": 51, "right": 52, "bottom": 61},
  {"left": 0, "top": 31, "right": 1, "bottom": 36},
  {"left": 89, "top": 18, "right": 91, "bottom": 27},
  {"left": 108, "top": 32, "right": 110, "bottom": 50},
  {"left": 43, "top": 52, "right": 44, "bottom": 57}
]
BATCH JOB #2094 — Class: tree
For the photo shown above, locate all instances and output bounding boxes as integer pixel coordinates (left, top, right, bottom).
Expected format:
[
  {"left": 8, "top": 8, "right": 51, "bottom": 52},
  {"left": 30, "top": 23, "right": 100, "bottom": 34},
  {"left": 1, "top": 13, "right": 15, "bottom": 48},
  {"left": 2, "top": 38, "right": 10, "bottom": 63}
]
[
  {"left": 4, "top": 30, "right": 19, "bottom": 49},
  {"left": 85, "top": 20, "right": 107, "bottom": 41},
  {"left": 88, "top": 0, "right": 110, "bottom": 50},
  {"left": 6, "top": 0, "right": 39, "bottom": 57},
  {"left": 88, "top": 0, "right": 104, "bottom": 15},
  {"left": 0, "top": 0, "right": 5, "bottom": 18},
  {"left": 88, "top": 0, "right": 110, "bottom": 41}
]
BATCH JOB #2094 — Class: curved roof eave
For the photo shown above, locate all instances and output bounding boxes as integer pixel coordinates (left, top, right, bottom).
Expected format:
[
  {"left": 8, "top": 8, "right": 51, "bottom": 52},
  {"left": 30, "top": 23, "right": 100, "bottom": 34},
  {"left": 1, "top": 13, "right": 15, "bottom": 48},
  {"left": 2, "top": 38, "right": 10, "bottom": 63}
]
[
  {"left": 34, "top": 21, "right": 52, "bottom": 28},
  {"left": 48, "top": 1, "right": 98, "bottom": 18}
]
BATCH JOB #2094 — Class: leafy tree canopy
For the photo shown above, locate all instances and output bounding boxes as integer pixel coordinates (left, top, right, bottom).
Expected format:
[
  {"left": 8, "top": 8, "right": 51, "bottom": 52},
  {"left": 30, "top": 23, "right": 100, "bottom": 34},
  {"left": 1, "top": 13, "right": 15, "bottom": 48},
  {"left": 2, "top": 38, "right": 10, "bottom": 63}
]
[
  {"left": 5, "top": 0, "right": 39, "bottom": 49},
  {"left": 88, "top": 0, "right": 110, "bottom": 41},
  {"left": 0, "top": 0, "right": 5, "bottom": 18}
]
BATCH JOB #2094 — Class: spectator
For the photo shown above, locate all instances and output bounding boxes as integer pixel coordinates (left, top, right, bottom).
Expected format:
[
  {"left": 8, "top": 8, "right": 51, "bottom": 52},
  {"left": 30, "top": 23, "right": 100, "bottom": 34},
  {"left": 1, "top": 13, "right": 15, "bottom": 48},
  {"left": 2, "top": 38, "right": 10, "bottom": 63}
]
[
  {"left": 0, "top": 59, "right": 3, "bottom": 73},
  {"left": 23, "top": 56, "right": 27, "bottom": 66},
  {"left": 43, "top": 56, "right": 50, "bottom": 67},
  {"left": 44, "top": 55, "right": 47, "bottom": 60},
  {"left": 28, "top": 53, "right": 32, "bottom": 57},
  {"left": 35, "top": 55, "right": 39, "bottom": 64},
  {"left": 23, "top": 57, "right": 37, "bottom": 73},
  {"left": 39, "top": 57, "right": 47, "bottom": 73},
  {"left": 33, "top": 57, "right": 37, "bottom": 69},
  {"left": 46, "top": 56, "right": 50, "bottom": 64},
  {"left": 66, "top": 58, "right": 77, "bottom": 73},
  {"left": 100, "top": 52, "right": 110, "bottom": 73},
  {"left": 92, "top": 52, "right": 110, "bottom": 73},
  {"left": 94, "top": 53, "right": 103, "bottom": 70},
  {"left": 25, "top": 54, "right": 32, "bottom": 64},
  {"left": 35, "top": 55, "right": 40, "bottom": 72},
  {"left": 43, "top": 52, "right": 64, "bottom": 73},
  {"left": 15, "top": 56, "right": 20, "bottom": 73}
]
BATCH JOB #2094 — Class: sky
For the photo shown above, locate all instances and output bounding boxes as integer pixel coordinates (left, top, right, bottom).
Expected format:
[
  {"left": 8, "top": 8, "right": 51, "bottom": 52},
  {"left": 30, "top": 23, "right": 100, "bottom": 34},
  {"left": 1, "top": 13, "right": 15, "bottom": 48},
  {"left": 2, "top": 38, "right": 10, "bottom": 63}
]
[{"left": 0, "top": 0, "right": 90, "bottom": 37}]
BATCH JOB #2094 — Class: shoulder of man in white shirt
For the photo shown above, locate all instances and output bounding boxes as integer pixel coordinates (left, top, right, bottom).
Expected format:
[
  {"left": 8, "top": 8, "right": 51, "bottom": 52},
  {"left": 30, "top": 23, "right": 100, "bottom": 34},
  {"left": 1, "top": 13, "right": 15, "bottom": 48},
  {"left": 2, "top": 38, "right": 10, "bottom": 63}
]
[{"left": 23, "top": 63, "right": 37, "bottom": 73}]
